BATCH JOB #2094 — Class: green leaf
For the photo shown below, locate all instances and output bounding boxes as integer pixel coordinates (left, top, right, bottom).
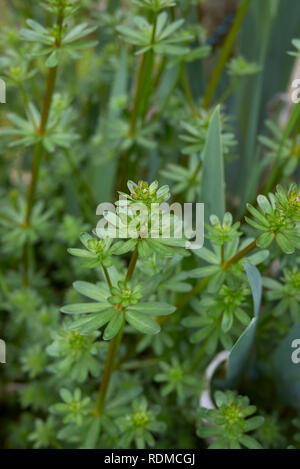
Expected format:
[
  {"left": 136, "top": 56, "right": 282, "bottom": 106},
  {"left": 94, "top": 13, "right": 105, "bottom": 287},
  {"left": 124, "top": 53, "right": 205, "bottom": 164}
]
[
  {"left": 201, "top": 106, "right": 225, "bottom": 221},
  {"left": 103, "top": 312, "right": 124, "bottom": 340},
  {"left": 112, "top": 239, "right": 136, "bottom": 255},
  {"left": 26, "top": 19, "right": 48, "bottom": 35},
  {"left": 46, "top": 49, "right": 59, "bottom": 67},
  {"left": 127, "top": 302, "right": 175, "bottom": 316},
  {"left": 239, "top": 435, "right": 263, "bottom": 449},
  {"left": 79, "top": 310, "right": 115, "bottom": 334},
  {"left": 221, "top": 310, "right": 233, "bottom": 333},
  {"left": 221, "top": 263, "right": 262, "bottom": 387},
  {"left": 244, "top": 416, "right": 265, "bottom": 432},
  {"left": 67, "top": 248, "right": 96, "bottom": 258},
  {"left": 73, "top": 281, "right": 108, "bottom": 302},
  {"left": 67, "top": 314, "right": 101, "bottom": 330},
  {"left": 61, "top": 303, "right": 109, "bottom": 314},
  {"left": 60, "top": 388, "right": 72, "bottom": 403},
  {"left": 237, "top": 0, "right": 278, "bottom": 206},
  {"left": 125, "top": 310, "right": 160, "bottom": 335},
  {"left": 106, "top": 386, "right": 143, "bottom": 411},
  {"left": 63, "top": 23, "right": 97, "bottom": 44},
  {"left": 244, "top": 262, "right": 262, "bottom": 318},
  {"left": 276, "top": 232, "right": 295, "bottom": 254},
  {"left": 271, "top": 324, "right": 300, "bottom": 409},
  {"left": 194, "top": 247, "right": 219, "bottom": 264}
]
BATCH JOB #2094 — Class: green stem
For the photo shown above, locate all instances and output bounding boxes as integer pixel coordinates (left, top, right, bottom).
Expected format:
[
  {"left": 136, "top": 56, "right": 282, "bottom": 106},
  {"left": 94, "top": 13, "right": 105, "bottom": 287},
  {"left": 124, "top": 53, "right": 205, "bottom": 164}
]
[
  {"left": 22, "top": 68, "right": 57, "bottom": 282},
  {"left": 125, "top": 247, "right": 138, "bottom": 282},
  {"left": 95, "top": 321, "right": 125, "bottom": 416},
  {"left": 221, "top": 244, "right": 224, "bottom": 265},
  {"left": 181, "top": 65, "right": 197, "bottom": 117},
  {"left": 22, "top": 7, "right": 64, "bottom": 283},
  {"left": 128, "top": 14, "right": 158, "bottom": 135},
  {"left": 117, "top": 14, "right": 158, "bottom": 190},
  {"left": 24, "top": 5, "right": 64, "bottom": 226},
  {"left": 95, "top": 248, "right": 139, "bottom": 416},
  {"left": 202, "top": 0, "right": 251, "bottom": 109},
  {"left": 223, "top": 239, "right": 257, "bottom": 269},
  {"left": 24, "top": 143, "right": 43, "bottom": 226},
  {"left": 103, "top": 265, "right": 113, "bottom": 292},
  {"left": 128, "top": 53, "right": 147, "bottom": 135}
]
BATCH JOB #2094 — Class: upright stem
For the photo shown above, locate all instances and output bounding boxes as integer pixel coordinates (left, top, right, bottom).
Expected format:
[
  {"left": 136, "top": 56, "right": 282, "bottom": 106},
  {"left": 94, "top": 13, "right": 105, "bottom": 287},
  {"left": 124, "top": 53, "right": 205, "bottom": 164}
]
[
  {"left": 22, "top": 6, "right": 64, "bottom": 282},
  {"left": 24, "top": 64, "right": 59, "bottom": 226},
  {"left": 181, "top": 65, "right": 197, "bottom": 117},
  {"left": 128, "top": 13, "right": 158, "bottom": 135},
  {"left": 95, "top": 248, "right": 139, "bottom": 416},
  {"left": 103, "top": 265, "right": 113, "bottom": 292},
  {"left": 24, "top": 6, "right": 64, "bottom": 226},
  {"left": 125, "top": 247, "right": 138, "bottom": 282},
  {"left": 95, "top": 320, "right": 125, "bottom": 416},
  {"left": 128, "top": 53, "right": 147, "bottom": 136}
]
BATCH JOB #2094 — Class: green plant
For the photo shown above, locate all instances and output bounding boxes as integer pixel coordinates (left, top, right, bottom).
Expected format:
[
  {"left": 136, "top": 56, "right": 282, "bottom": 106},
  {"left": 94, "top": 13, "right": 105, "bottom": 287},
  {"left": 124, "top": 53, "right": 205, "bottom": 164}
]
[
  {"left": 197, "top": 391, "right": 264, "bottom": 449},
  {"left": 1, "top": 0, "right": 300, "bottom": 451}
]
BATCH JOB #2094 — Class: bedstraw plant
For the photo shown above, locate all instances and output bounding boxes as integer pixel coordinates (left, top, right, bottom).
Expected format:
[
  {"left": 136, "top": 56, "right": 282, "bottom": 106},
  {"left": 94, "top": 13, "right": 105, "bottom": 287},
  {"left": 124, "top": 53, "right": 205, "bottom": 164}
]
[{"left": 0, "top": 0, "right": 300, "bottom": 450}]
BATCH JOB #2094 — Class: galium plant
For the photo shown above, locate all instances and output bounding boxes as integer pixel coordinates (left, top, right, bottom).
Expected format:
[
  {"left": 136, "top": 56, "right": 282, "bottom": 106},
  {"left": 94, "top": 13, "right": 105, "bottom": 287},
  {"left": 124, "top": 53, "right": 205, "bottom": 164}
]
[
  {"left": 197, "top": 391, "right": 264, "bottom": 449},
  {"left": 1, "top": 0, "right": 300, "bottom": 451}
]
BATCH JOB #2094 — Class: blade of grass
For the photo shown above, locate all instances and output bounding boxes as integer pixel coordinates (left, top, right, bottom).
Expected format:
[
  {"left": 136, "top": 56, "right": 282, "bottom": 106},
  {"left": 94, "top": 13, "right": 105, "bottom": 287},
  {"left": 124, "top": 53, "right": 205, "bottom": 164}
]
[
  {"left": 237, "top": 0, "right": 279, "bottom": 207},
  {"left": 201, "top": 105, "right": 225, "bottom": 220}
]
